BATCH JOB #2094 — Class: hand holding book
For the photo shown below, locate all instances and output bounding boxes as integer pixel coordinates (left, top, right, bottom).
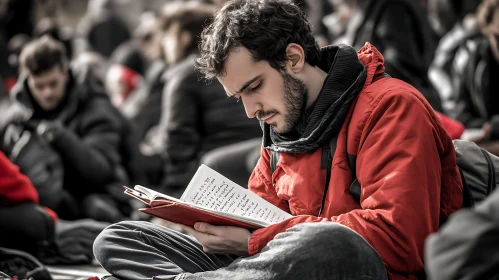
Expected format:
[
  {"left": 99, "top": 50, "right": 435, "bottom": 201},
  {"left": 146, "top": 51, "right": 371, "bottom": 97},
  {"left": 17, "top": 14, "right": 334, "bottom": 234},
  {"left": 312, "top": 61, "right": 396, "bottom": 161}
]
[{"left": 179, "top": 222, "right": 252, "bottom": 255}]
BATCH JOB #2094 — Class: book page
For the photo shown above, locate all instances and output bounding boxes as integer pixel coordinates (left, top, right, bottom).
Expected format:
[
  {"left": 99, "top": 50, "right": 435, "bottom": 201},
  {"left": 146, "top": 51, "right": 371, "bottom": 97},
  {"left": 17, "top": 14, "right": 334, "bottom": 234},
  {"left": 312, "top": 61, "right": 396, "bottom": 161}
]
[
  {"left": 134, "top": 185, "right": 183, "bottom": 203},
  {"left": 181, "top": 165, "right": 292, "bottom": 225}
]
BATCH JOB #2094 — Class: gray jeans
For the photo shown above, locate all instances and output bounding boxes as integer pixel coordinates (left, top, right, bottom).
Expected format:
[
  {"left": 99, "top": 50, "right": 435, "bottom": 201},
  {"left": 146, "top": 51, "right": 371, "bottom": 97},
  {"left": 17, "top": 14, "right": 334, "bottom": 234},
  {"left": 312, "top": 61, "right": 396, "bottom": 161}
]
[{"left": 93, "top": 221, "right": 388, "bottom": 280}]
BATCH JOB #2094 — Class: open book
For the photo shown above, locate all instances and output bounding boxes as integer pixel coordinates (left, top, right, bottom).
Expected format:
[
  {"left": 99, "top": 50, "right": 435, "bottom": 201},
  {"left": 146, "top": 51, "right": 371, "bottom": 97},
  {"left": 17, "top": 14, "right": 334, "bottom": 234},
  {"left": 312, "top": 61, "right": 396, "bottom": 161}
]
[{"left": 125, "top": 164, "right": 292, "bottom": 230}]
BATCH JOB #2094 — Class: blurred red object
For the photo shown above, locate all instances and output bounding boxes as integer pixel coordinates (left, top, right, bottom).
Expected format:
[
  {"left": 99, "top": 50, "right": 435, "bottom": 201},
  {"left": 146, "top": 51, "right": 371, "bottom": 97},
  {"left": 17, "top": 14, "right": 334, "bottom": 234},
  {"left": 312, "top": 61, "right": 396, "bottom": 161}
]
[{"left": 437, "top": 112, "right": 465, "bottom": 139}]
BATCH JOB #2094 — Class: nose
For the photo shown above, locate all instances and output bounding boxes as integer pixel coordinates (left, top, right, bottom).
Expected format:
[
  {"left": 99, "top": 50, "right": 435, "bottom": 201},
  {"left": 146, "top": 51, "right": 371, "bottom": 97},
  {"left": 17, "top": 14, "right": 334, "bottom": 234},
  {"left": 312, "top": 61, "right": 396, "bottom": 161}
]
[
  {"left": 41, "top": 87, "right": 54, "bottom": 98},
  {"left": 241, "top": 94, "right": 262, "bottom": 119}
]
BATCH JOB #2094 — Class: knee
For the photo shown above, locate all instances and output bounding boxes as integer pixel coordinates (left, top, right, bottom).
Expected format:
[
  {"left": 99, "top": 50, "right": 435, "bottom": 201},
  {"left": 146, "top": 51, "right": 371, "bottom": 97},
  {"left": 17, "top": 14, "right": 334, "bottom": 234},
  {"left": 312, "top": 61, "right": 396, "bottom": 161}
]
[
  {"left": 288, "top": 223, "right": 385, "bottom": 269},
  {"left": 289, "top": 223, "right": 364, "bottom": 248},
  {"left": 93, "top": 221, "right": 149, "bottom": 265}
]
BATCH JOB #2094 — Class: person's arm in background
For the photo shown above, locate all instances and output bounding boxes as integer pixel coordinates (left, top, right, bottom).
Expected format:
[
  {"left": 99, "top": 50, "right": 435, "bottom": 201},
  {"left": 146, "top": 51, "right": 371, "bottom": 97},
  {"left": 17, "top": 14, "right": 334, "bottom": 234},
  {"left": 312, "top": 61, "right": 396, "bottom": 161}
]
[
  {"left": 0, "top": 150, "right": 58, "bottom": 251},
  {"left": 449, "top": 42, "right": 487, "bottom": 128},
  {"left": 425, "top": 188, "right": 499, "bottom": 280},
  {"left": 0, "top": 104, "right": 64, "bottom": 210},
  {"left": 160, "top": 72, "right": 202, "bottom": 192},
  {"left": 0, "top": 150, "right": 109, "bottom": 264},
  {"left": 39, "top": 97, "right": 122, "bottom": 187}
]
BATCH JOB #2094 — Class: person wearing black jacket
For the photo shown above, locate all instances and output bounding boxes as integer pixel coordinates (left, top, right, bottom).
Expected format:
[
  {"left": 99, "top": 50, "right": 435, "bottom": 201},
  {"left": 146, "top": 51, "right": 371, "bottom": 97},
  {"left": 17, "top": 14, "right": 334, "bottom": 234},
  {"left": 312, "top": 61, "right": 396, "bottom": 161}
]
[
  {"left": 330, "top": 0, "right": 443, "bottom": 112},
  {"left": 156, "top": 3, "right": 261, "bottom": 195},
  {"left": 0, "top": 36, "right": 125, "bottom": 221},
  {"left": 446, "top": 0, "right": 499, "bottom": 155}
]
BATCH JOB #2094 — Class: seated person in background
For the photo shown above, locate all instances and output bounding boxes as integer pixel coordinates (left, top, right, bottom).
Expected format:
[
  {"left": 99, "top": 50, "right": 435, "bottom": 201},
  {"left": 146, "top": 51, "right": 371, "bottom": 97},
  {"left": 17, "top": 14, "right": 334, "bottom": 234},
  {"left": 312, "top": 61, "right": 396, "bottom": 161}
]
[
  {"left": 428, "top": 0, "right": 481, "bottom": 113},
  {"left": 0, "top": 36, "right": 125, "bottom": 222},
  {"left": 447, "top": 0, "right": 499, "bottom": 155},
  {"left": 0, "top": 151, "right": 108, "bottom": 265},
  {"left": 154, "top": 2, "right": 261, "bottom": 196},
  {"left": 75, "top": 0, "right": 131, "bottom": 59},
  {"left": 329, "top": 0, "right": 443, "bottom": 112},
  {"left": 93, "top": 1, "right": 463, "bottom": 279},
  {"left": 425, "top": 187, "right": 499, "bottom": 280},
  {"left": 105, "top": 42, "right": 165, "bottom": 192}
]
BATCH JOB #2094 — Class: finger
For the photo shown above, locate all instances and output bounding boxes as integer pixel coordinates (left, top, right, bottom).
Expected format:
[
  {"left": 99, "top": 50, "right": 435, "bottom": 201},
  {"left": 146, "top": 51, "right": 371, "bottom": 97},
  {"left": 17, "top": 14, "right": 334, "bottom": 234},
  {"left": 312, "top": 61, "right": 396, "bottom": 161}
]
[
  {"left": 181, "top": 225, "right": 206, "bottom": 240},
  {"left": 178, "top": 224, "right": 195, "bottom": 234},
  {"left": 182, "top": 225, "right": 219, "bottom": 245},
  {"left": 194, "top": 222, "right": 224, "bottom": 236}
]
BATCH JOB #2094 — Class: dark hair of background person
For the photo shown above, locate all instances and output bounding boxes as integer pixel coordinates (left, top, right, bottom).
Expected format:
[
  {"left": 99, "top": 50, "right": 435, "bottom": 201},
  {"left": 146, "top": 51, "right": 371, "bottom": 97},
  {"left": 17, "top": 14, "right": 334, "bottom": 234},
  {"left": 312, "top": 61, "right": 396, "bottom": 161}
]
[
  {"left": 196, "top": 0, "right": 320, "bottom": 79},
  {"left": 476, "top": 0, "right": 499, "bottom": 33},
  {"left": 33, "top": 18, "right": 74, "bottom": 59},
  {"left": 157, "top": 3, "right": 216, "bottom": 58},
  {"left": 19, "top": 35, "right": 67, "bottom": 76}
]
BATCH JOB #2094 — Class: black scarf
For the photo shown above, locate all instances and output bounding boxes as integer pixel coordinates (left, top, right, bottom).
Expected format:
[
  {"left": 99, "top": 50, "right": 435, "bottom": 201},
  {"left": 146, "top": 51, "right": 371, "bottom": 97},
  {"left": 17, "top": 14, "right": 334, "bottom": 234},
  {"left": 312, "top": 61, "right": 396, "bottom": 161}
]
[{"left": 263, "top": 44, "right": 367, "bottom": 153}]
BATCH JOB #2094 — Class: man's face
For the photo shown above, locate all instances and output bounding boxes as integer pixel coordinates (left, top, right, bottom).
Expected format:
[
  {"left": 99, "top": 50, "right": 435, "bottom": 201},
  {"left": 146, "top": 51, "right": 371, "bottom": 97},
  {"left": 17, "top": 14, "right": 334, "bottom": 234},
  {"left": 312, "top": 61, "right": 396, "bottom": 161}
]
[
  {"left": 27, "top": 66, "right": 68, "bottom": 111},
  {"left": 218, "top": 47, "right": 308, "bottom": 134},
  {"left": 140, "top": 32, "right": 163, "bottom": 62},
  {"left": 161, "top": 23, "right": 187, "bottom": 65}
]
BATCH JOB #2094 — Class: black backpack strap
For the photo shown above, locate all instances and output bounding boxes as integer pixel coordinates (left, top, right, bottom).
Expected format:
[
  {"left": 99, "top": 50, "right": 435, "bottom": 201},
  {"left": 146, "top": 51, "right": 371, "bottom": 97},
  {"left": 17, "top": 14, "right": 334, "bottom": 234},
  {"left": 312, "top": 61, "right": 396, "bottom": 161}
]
[
  {"left": 270, "top": 149, "right": 279, "bottom": 174},
  {"left": 318, "top": 135, "right": 338, "bottom": 216}
]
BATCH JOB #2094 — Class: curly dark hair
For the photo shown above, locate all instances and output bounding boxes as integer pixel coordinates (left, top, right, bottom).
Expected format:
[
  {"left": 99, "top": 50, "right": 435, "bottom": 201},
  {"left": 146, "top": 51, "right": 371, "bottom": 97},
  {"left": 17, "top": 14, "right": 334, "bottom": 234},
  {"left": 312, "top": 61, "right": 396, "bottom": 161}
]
[
  {"left": 19, "top": 35, "right": 67, "bottom": 76},
  {"left": 196, "top": 0, "right": 320, "bottom": 79}
]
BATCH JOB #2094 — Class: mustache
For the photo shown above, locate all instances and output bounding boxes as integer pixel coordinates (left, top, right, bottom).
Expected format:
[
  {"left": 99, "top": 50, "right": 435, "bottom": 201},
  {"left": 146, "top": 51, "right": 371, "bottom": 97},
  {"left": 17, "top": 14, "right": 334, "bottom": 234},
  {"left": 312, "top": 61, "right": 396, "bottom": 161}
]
[{"left": 257, "top": 110, "right": 278, "bottom": 120}]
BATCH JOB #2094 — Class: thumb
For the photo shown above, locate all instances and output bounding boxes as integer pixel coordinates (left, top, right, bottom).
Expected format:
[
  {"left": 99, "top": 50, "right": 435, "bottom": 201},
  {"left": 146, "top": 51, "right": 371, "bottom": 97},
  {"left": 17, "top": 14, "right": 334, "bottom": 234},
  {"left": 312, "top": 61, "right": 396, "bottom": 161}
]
[{"left": 194, "top": 222, "right": 222, "bottom": 236}]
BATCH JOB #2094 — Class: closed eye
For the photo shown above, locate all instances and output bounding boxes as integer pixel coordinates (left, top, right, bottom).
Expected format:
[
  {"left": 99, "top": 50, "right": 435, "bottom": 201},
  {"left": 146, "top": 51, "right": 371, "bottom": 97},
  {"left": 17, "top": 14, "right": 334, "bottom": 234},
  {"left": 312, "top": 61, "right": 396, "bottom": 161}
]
[{"left": 250, "top": 81, "right": 263, "bottom": 92}]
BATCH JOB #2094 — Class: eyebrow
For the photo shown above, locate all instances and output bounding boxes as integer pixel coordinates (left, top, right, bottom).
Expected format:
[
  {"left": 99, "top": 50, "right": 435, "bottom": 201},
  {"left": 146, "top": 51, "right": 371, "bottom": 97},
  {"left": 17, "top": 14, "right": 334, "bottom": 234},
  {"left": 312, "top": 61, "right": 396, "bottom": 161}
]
[{"left": 234, "top": 75, "right": 262, "bottom": 95}]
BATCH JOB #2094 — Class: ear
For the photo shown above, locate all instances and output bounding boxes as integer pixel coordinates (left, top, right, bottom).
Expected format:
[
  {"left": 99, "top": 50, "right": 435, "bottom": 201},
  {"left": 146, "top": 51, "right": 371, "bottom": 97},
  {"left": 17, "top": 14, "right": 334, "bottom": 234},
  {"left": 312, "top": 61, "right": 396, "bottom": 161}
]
[{"left": 285, "top": 43, "right": 306, "bottom": 74}]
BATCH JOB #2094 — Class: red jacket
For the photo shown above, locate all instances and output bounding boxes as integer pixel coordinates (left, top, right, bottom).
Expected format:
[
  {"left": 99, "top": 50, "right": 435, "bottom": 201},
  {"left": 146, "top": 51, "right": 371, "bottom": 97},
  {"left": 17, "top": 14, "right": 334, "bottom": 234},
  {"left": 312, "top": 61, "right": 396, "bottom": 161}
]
[
  {"left": 0, "top": 151, "right": 57, "bottom": 222},
  {"left": 247, "top": 43, "right": 463, "bottom": 279}
]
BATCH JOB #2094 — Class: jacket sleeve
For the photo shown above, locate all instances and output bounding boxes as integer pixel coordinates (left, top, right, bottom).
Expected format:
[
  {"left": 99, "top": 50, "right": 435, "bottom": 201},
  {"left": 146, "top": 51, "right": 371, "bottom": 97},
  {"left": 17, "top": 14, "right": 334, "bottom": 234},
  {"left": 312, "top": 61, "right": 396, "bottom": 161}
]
[
  {"left": 161, "top": 74, "right": 201, "bottom": 189},
  {"left": 449, "top": 44, "right": 486, "bottom": 128},
  {"left": 248, "top": 91, "right": 451, "bottom": 276},
  {"left": 425, "top": 188, "right": 499, "bottom": 280},
  {"left": 50, "top": 98, "right": 121, "bottom": 186},
  {"left": 0, "top": 151, "right": 39, "bottom": 204}
]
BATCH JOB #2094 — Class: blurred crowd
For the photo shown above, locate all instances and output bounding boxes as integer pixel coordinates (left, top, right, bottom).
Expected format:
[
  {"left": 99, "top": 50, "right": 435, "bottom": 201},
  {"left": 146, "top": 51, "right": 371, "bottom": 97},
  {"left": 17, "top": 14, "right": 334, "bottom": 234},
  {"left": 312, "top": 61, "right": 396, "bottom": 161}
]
[{"left": 0, "top": 0, "right": 498, "bottom": 270}]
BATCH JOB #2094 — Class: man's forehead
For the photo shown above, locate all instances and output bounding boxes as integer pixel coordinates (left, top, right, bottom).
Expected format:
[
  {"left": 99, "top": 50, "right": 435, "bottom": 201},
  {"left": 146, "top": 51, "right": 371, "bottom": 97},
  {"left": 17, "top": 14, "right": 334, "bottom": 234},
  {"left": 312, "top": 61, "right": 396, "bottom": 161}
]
[{"left": 218, "top": 47, "right": 266, "bottom": 93}]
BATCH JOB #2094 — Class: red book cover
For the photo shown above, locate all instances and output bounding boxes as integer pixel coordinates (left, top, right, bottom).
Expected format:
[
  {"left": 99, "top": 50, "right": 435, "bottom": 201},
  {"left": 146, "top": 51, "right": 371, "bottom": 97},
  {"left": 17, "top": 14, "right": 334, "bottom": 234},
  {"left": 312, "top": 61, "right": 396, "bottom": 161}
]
[
  {"left": 124, "top": 165, "right": 293, "bottom": 231},
  {"left": 124, "top": 186, "right": 263, "bottom": 230},
  {"left": 140, "top": 203, "right": 262, "bottom": 230}
]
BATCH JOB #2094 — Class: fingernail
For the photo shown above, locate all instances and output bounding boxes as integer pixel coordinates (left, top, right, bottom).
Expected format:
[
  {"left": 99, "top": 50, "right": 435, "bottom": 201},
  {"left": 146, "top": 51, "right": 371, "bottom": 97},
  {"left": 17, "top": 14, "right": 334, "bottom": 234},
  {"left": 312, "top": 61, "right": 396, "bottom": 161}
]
[{"left": 194, "top": 223, "right": 200, "bottom": 230}]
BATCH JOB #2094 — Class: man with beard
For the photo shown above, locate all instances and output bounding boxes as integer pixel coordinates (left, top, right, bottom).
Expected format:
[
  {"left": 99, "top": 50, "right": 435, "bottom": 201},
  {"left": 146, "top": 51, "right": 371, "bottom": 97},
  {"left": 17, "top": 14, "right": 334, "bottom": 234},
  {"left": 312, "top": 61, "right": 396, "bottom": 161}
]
[{"left": 93, "top": 1, "right": 463, "bottom": 279}]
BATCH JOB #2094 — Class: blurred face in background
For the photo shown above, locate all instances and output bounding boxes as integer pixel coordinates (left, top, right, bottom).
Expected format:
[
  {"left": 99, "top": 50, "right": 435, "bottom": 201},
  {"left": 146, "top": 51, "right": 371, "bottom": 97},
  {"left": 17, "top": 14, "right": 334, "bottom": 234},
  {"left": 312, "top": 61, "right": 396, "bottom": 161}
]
[
  {"left": 161, "top": 23, "right": 191, "bottom": 65},
  {"left": 27, "top": 66, "right": 68, "bottom": 111},
  {"left": 140, "top": 32, "right": 163, "bottom": 62}
]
